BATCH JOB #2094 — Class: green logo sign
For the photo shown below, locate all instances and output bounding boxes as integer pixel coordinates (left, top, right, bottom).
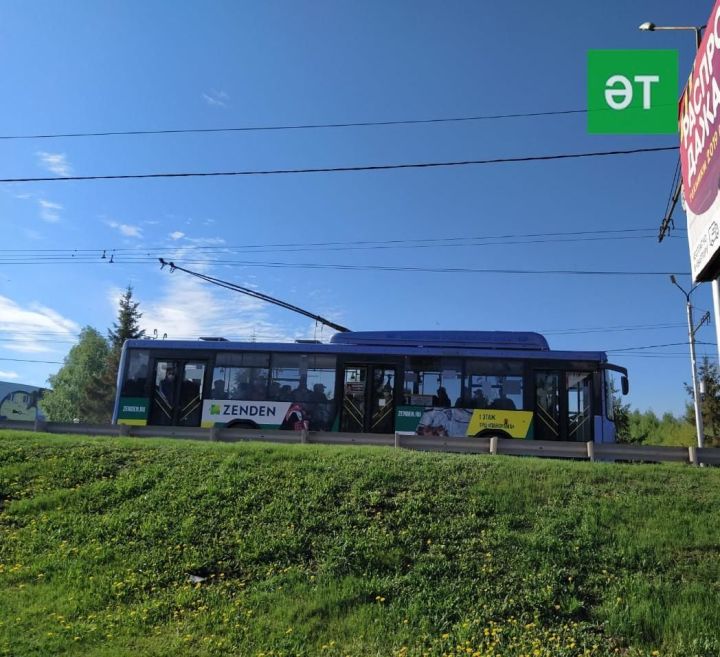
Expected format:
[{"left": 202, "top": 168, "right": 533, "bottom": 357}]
[
  {"left": 210, "top": 404, "right": 221, "bottom": 415},
  {"left": 587, "top": 50, "right": 678, "bottom": 134},
  {"left": 394, "top": 405, "right": 424, "bottom": 432},
  {"left": 117, "top": 397, "right": 149, "bottom": 420}
]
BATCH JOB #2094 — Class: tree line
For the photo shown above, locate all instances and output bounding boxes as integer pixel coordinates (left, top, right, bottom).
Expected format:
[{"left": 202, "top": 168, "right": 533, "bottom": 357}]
[
  {"left": 40, "top": 286, "right": 145, "bottom": 423},
  {"left": 613, "top": 357, "right": 720, "bottom": 446}
]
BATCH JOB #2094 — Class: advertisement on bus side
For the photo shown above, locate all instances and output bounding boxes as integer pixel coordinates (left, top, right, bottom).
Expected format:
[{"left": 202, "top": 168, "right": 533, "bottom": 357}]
[
  {"left": 118, "top": 396, "right": 533, "bottom": 438},
  {"left": 396, "top": 405, "right": 533, "bottom": 439},
  {"left": 201, "top": 399, "right": 312, "bottom": 430}
]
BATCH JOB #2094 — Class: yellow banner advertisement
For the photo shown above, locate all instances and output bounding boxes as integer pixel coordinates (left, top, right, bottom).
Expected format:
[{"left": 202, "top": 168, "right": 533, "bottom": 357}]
[{"left": 466, "top": 409, "right": 533, "bottom": 439}]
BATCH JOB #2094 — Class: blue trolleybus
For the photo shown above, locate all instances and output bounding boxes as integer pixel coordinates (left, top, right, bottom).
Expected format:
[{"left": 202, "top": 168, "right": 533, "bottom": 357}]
[{"left": 113, "top": 330, "right": 628, "bottom": 443}]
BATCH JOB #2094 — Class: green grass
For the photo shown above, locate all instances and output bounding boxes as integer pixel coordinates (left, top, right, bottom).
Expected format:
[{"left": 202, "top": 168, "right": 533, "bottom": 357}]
[{"left": 1, "top": 431, "right": 720, "bottom": 656}]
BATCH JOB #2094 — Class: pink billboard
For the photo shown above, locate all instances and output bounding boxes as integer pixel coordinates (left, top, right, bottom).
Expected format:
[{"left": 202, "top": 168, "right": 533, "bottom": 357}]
[{"left": 679, "top": 0, "right": 720, "bottom": 281}]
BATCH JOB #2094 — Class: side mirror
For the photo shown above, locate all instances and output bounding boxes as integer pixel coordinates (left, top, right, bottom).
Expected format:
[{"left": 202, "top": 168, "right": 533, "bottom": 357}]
[{"left": 621, "top": 376, "right": 629, "bottom": 395}]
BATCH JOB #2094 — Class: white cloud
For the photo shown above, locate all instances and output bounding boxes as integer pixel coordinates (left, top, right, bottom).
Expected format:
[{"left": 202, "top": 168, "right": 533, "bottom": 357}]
[
  {"left": 107, "top": 220, "right": 142, "bottom": 238},
  {"left": 38, "top": 198, "right": 62, "bottom": 223},
  {"left": 160, "top": 237, "right": 227, "bottom": 270},
  {"left": 0, "top": 370, "right": 19, "bottom": 380},
  {"left": 37, "top": 151, "right": 72, "bottom": 177},
  {"left": 169, "top": 231, "right": 185, "bottom": 240},
  {"left": 185, "top": 236, "right": 225, "bottom": 246},
  {"left": 0, "top": 295, "right": 79, "bottom": 354},
  {"left": 202, "top": 89, "right": 229, "bottom": 107},
  {"left": 134, "top": 271, "right": 344, "bottom": 345},
  {"left": 24, "top": 229, "right": 43, "bottom": 240},
  {"left": 138, "top": 274, "right": 296, "bottom": 342}
]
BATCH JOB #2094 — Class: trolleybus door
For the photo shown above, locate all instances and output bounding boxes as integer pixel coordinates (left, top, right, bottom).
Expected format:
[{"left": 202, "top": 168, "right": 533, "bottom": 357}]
[
  {"left": 149, "top": 359, "right": 207, "bottom": 427},
  {"left": 340, "top": 364, "right": 397, "bottom": 433},
  {"left": 534, "top": 370, "right": 561, "bottom": 441},
  {"left": 533, "top": 369, "right": 594, "bottom": 441},
  {"left": 566, "top": 372, "right": 593, "bottom": 442}
]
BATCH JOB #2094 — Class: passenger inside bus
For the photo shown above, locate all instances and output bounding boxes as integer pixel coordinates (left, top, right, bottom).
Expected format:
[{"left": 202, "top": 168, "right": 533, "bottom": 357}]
[
  {"left": 269, "top": 381, "right": 281, "bottom": 400},
  {"left": 212, "top": 379, "right": 227, "bottom": 399},
  {"left": 159, "top": 367, "right": 176, "bottom": 403},
  {"left": 180, "top": 377, "right": 200, "bottom": 406},
  {"left": 248, "top": 380, "right": 267, "bottom": 400},
  {"left": 432, "top": 386, "right": 452, "bottom": 408},
  {"left": 293, "top": 383, "right": 312, "bottom": 402},
  {"left": 312, "top": 383, "right": 328, "bottom": 402},
  {"left": 490, "top": 389, "right": 516, "bottom": 410},
  {"left": 457, "top": 388, "right": 488, "bottom": 409},
  {"left": 473, "top": 388, "right": 489, "bottom": 408}
]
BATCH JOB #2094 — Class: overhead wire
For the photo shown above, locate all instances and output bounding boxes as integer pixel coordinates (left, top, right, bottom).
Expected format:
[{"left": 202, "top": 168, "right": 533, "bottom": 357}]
[
  {"left": 0, "top": 146, "right": 679, "bottom": 184},
  {"left": 146, "top": 259, "right": 695, "bottom": 277},
  {"left": 0, "top": 107, "right": 607, "bottom": 141},
  {"left": 0, "top": 255, "right": 693, "bottom": 276},
  {"left": 0, "top": 357, "right": 64, "bottom": 364},
  {"left": 542, "top": 322, "right": 687, "bottom": 335},
  {"left": 0, "top": 322, "right": 692, "bottom": 342},
  {"left": 606, "top": 341, "right": 715, "bottom": 353},
  {"left": 0, "top": 233, "right": 688, "bottom": 264},
  {"left": 612, "top": 353, "right": 719, "bottom": 360},
  {"left": 0, "top": 337, "right": 76, "bottom": 344},
  {"left": 0, "top": 228, "right": 693, "bottom": 276},
  {"left": 0, "top": 102, "right": 682, "bottom": 142},
  {"left": 1, "top": 331, "right": 711, "bottom": 365},
  {"left": 0, "top": 238, "right": 687, "bottom": 264},
  {"left": 0, "top": 226, "right": 687, "bottom": 256},
  {"left": 663, "top": 157, "right": 681, "bottom": 220}
]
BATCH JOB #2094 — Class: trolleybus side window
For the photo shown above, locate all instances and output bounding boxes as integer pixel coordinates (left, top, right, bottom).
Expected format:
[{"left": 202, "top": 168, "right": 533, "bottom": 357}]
[
  {"left": 304, "top": 355, "right": 336, "bottom": 405},
  {"left": 269, "top": 353, "right": 336, "bottom": 400},
  {"left": 403, "top": 357, "right": 461, "bottom": 407},
  {"left": 604, "top": 370, "right": 616, "bottom": 422},
  {"left": 463, "top": 360, "right": 524, "bottom": 410},
  {"left": 212, "top": 352, "right": 270, "bottom": 401},
  {"left": 121, "top": 349, "right": 150, "bottom": 397},
  {"left": 270, "top": 353, "right": 337, "bottom": 430}
]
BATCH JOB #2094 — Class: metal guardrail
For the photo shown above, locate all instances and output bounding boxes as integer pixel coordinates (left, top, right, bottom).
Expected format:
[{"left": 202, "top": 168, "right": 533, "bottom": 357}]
[{"left": 0, "top": 420, "right": 717, "bottom": 465}]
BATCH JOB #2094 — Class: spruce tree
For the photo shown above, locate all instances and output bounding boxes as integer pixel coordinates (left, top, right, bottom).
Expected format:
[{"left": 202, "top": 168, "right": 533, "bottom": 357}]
[
  {"left": 108, "top": 285, "right": 146, "bottom": 349},
  {"left": 89, "top": 286, "right": 146, "bottom": 422}
]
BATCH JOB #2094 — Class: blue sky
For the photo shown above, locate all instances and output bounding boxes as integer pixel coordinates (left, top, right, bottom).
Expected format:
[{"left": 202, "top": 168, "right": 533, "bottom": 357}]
[{"left": 0, "top": 0, "right": 715, "bottom": 416}]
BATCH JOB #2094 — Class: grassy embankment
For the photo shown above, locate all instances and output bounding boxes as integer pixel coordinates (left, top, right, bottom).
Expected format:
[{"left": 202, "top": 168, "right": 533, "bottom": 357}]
[{"left": 1, "top": 431, "right": 719, "bottom": 657}]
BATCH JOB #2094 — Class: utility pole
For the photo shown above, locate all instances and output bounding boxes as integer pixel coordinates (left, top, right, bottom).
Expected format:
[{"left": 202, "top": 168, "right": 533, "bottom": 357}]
[{"left": 671, "top": 276, "right": 710, "bottom": 448}]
